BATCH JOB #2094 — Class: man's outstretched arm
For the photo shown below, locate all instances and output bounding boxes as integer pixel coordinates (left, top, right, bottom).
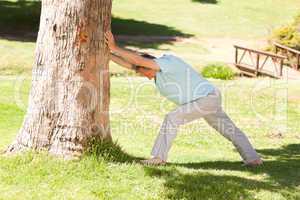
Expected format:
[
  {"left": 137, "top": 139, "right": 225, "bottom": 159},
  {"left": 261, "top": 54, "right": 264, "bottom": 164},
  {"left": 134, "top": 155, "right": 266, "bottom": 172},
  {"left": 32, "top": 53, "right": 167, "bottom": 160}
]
[
  {"left": 110, "top": 53, "right": 137, "bottom": 71},
  {"left": 105, "top": 31, "right": 160, "bottom": 71}
]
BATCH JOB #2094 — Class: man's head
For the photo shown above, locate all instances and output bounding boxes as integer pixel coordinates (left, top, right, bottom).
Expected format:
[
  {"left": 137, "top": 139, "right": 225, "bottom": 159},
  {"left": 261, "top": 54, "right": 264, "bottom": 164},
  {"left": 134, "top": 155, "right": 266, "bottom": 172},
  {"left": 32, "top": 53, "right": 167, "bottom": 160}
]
[{"left": 136, "top": 53, "right": 157, "bottom": 80}]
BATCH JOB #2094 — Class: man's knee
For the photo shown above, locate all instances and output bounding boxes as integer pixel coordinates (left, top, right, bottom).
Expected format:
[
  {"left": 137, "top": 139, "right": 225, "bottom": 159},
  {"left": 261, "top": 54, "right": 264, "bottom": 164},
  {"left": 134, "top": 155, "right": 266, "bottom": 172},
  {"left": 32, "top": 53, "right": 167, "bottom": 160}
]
[{"left": 165, "top": 112, "right": 182, "bottom": 126}]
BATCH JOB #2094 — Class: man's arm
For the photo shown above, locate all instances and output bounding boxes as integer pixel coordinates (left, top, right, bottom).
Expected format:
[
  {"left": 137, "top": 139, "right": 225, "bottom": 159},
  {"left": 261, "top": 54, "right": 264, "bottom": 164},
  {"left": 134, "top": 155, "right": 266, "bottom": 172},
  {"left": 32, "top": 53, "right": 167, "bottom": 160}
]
[
  {"left": 111, "top": 46, "right": 160, "bottom": 71},
  {"left": 110, "top": 53, "right": 137, "bottom": 71},
  {"left": 105, "top": 31, "right": 160, "bottom": 71}
]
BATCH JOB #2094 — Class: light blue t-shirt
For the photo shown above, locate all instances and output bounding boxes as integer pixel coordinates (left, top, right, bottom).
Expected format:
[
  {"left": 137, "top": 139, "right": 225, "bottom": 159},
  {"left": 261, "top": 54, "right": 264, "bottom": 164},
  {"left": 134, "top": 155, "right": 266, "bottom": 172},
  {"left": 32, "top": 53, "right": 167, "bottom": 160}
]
[{"left": 154, "top": 55, "right": 215, "bottom": 105}]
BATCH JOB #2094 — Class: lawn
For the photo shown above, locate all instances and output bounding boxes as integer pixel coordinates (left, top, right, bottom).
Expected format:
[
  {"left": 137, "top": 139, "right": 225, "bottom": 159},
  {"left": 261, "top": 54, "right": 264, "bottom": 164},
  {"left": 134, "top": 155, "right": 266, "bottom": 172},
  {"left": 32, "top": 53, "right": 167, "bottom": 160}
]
[{"left": 0, "top": 76, "right": 300, "bottom": 200}]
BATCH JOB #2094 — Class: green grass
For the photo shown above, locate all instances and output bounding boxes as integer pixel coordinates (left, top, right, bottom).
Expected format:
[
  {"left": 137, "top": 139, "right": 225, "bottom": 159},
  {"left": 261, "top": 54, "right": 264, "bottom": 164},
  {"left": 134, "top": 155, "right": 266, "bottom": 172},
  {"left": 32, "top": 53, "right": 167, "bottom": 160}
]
[
  {"left": 0, "top": 39, "right": 35, "bottom": 75},
  {"left": 113, "top": 0, "right": 300, "bottom": 38},
  {"left": 0, "top": 76, "right": 300, "bottom": 200}
]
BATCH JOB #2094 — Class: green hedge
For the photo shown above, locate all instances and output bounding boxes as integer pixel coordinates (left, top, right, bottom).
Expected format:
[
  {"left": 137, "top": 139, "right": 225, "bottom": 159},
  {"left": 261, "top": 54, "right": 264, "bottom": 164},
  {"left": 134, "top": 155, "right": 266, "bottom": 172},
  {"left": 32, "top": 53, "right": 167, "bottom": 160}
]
[
  {"left": 270, "top": 13, "right": 300, "bottom": 50},
  {"left": 201, "top": 63, "right": 235, "bottom": 80}
]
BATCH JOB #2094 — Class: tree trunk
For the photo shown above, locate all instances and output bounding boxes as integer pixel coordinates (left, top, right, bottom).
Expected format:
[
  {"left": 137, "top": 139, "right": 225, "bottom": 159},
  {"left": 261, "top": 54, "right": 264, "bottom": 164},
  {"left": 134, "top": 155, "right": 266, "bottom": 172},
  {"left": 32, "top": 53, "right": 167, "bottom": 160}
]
[{"left": 6, "top": 0, "right": 112, "bottom": 159}]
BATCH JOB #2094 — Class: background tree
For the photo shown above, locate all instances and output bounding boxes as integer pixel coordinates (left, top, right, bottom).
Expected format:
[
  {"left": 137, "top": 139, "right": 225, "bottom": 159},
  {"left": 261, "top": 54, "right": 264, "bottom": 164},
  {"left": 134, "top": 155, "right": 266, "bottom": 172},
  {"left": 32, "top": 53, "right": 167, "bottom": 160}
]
[{"left": 5, "top": 0, "right": 112, "bottom": 159}]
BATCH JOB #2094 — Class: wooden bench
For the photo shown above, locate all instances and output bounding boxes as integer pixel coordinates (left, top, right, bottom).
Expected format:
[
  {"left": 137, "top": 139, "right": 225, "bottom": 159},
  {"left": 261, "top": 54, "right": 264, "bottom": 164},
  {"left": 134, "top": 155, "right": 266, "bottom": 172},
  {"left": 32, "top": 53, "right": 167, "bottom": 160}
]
[
  {"left": 234, "top": 45, "right": 286, "bottom": 79},
  {"left": 274, "top": 42, "right": 300, "bottom": 70}
]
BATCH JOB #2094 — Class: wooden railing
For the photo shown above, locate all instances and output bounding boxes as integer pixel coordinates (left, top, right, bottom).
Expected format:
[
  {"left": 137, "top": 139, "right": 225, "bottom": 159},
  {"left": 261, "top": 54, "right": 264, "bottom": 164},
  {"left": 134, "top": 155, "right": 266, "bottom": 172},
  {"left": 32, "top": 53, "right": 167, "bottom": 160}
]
[
  {"left": 234, "top": 45, "right": 286, "bottom": 78},
  {"left": 274, "top": 42, "right": 300, "bottom": 70}
]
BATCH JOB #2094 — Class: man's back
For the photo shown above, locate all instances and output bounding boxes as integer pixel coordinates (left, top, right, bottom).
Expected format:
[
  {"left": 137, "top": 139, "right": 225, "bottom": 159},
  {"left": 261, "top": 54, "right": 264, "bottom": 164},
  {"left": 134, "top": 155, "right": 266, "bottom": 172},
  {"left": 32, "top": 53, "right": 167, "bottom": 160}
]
[{"left": 154, "top": 54, "right": 215, "bottom": 105}]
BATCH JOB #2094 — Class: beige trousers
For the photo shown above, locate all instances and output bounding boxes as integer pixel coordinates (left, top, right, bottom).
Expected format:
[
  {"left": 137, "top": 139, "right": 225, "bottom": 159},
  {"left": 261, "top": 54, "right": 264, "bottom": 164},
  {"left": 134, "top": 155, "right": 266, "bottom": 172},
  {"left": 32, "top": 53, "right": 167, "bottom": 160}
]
[{"left": 151, "top": 89, "right": 260, "bottom": 163}]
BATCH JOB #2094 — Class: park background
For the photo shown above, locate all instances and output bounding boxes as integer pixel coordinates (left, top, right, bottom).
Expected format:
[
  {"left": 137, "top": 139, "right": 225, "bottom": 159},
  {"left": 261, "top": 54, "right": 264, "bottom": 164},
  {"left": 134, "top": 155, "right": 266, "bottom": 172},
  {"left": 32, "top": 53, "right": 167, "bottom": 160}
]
[{"left": 0, "top": 0, "right": 300, "bottom": 199}]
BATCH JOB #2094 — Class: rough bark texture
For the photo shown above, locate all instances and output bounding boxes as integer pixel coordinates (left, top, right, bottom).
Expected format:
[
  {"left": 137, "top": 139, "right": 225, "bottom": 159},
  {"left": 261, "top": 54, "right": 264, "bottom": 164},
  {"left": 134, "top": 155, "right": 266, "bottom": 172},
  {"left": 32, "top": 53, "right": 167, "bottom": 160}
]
[{"left": 6, "top": 0, "right": 112, "bottom": 159}]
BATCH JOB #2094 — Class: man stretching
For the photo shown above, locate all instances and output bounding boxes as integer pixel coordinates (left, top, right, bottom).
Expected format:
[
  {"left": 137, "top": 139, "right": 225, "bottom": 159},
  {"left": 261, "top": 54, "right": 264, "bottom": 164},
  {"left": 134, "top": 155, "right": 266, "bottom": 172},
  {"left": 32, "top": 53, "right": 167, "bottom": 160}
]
[{"left": 105, "top": 31, "right": 263, "bottom": 167}]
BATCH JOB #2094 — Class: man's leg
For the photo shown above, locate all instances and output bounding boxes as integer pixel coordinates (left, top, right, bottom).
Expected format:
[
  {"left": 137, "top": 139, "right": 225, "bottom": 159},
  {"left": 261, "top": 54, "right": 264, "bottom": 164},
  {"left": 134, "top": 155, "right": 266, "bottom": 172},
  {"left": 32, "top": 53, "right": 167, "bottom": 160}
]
[
  {"left": 150, "top": 92, "right": 221, "bottom": 162},
  {"left": 150, "top": 112, "right": 180, "bottom": 162},
  {"left": 204, "top": 109, "right": 261, "bottom": 164}
]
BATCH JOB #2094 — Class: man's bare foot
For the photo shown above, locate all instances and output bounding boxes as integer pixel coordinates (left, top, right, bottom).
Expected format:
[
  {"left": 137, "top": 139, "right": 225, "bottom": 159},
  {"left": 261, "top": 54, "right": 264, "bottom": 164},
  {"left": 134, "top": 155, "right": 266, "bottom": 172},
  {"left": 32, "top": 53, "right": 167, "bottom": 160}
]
[
  {"left": 244, "top": 159, "right": 263, "bottom": 167},
  {"left": 140, "top": 157, "right": 166, "bottom": 166}
]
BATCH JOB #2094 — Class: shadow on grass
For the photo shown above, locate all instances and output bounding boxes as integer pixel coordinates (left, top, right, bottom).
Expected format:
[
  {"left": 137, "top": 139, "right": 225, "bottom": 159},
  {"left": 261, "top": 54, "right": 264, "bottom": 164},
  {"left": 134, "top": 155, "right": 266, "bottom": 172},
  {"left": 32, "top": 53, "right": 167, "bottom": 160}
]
[
  {"left": 84, "top": 140, "right": 273, "bottom": 199},
  {"left": 192, "top": 0, "right": 218, "bottom": 4},
  {"left": 0, "top": 0, "right": 193, "bottom": 48},
  {"left": 85, "top": 139, "right": 144, "bottom": 163},
  {"left": 86, "top": 139, "right": 300, "bottom": 199},
  {"left": 112, "top": 17, "right": 193, "bottom": 49},
  {"left": 167, "top": 144, "right": 300, "bottom": 198},
  {"left": 144, "top": 167, "right": 278, "bottom": 200},
  {"left": 0, "top": 0, "right": 40, "bottom": 41},
  {"left": 112, "top": 17, "right": 191, "bottom": 37}
]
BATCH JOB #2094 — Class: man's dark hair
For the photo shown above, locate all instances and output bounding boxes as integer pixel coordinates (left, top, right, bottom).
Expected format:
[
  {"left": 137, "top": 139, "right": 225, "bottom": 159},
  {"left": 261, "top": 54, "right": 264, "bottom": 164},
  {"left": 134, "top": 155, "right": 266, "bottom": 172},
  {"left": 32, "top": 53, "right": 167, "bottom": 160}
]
[
  {"left": 135, "top": 65, "right": 148, "bottom": 72},
  {"left": 140, "top": 53, "right": 156, "bottom": 59}
]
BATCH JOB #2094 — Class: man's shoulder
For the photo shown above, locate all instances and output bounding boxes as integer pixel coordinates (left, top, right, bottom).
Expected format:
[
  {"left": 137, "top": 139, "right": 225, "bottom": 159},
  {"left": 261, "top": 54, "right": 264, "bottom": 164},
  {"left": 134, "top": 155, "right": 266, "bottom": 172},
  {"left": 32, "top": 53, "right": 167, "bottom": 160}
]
[
  {"left": 155, "top": 54, "right": 193, "bottom": 73},
  {"left": 162, "top": 54, "right": 180, "bottom": 60},
  {"left": 154, "top": 54, "right": 175, "bottom": 67},
  {"left": 156, "top": 54, "right": 184, "bottom": 65}
]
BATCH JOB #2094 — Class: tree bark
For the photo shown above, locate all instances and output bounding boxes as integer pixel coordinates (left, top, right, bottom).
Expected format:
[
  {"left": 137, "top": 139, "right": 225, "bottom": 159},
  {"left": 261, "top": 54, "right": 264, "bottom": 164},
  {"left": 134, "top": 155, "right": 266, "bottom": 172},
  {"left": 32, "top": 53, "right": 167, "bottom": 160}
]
[{"left": 6, "top": 0, "right": 112, "bottom": 159}]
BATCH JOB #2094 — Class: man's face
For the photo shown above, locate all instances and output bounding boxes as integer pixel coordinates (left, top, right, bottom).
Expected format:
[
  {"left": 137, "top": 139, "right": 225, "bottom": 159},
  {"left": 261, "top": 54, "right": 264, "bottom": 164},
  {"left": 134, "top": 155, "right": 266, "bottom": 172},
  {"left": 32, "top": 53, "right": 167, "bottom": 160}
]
[{"left": 137, "top": 67, "right": 156, "bottom": 80}]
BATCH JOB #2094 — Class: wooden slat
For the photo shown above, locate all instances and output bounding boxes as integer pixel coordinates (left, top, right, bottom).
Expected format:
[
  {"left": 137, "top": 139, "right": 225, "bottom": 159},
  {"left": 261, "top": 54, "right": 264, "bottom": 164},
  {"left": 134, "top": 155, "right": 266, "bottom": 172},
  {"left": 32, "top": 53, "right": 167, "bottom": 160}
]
[
  {"left": 235, "top": 64, "right": 256, "bottom": 77},
  {"left": 235, "top": 64, "right": 280, "bottom": 79},
  {"left": 274, "top": 42, "right": 300, "bottom": 55},
  {"left": 234, "top": 45, "right": 287, "bottom": 59},
  {"left": 241, "top": 71, "right": 256, "bottom": 77}
]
